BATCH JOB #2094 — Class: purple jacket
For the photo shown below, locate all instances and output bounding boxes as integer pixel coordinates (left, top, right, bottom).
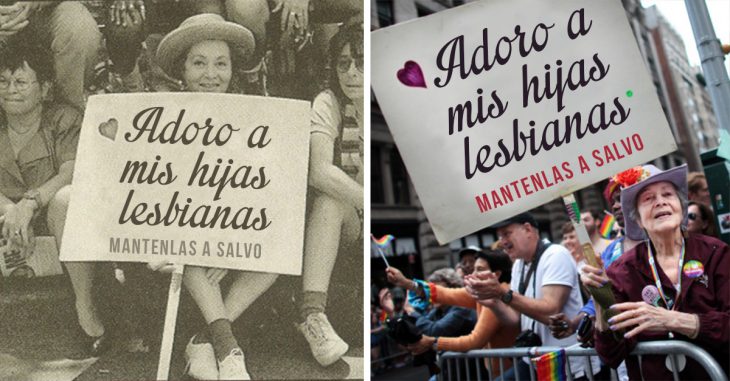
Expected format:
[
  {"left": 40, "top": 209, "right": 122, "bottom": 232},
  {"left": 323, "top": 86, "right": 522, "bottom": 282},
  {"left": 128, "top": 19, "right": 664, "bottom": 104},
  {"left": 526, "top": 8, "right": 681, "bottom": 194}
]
[{"left": 594, "top": 234, "right": 730, "bottom": 380}]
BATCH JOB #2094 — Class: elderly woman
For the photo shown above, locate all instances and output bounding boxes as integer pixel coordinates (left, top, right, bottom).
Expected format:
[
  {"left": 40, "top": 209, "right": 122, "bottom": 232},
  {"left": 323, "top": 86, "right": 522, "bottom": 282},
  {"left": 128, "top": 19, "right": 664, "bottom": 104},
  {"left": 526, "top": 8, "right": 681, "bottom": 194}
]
[
  {"left": 386, "top": 248, "right": 518, "bottom": 379},
  {"left": 582, "top": 165, "right": 730, "bottom": 380},
  {"left": 0, "top": 38, "right": 107, "bottom": 354},
  {"left": 155, "top": 14, "right": 277, "bottom": 380}
]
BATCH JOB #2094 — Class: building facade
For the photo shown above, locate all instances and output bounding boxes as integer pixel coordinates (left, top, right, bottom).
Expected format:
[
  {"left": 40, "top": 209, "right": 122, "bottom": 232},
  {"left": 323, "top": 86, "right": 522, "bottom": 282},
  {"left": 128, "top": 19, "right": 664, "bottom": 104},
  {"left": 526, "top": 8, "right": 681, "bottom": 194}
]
[{"left": 370, "top": 0, "right": 708, "bottom": 278}]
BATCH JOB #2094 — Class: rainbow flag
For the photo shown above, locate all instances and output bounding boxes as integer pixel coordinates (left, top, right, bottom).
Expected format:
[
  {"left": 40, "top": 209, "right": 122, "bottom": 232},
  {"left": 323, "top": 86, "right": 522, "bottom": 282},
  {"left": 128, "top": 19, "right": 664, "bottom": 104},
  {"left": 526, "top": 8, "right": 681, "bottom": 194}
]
[
  {"left": 371, "top": 234, "right": 395, "bottom": 267},
  {"left": 532, "top": 349, "right": 567, "bottom": 381},
  {"left": 599, "top": 213, "right": 616, "bottom": 239},
  {"left": 372, "top": 234, "right": 395, "bottom": 248}
]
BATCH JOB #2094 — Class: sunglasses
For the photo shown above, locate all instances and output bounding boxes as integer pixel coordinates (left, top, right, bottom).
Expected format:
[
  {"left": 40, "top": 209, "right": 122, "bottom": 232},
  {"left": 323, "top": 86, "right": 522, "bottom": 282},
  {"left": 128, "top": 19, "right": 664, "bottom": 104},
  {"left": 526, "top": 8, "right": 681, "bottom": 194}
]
[
  {"left": 336, "top": 56, "right": 364, "bottom": 73},
  {"left": 688, "top": 212, "right": 698, "bottom": 221}
]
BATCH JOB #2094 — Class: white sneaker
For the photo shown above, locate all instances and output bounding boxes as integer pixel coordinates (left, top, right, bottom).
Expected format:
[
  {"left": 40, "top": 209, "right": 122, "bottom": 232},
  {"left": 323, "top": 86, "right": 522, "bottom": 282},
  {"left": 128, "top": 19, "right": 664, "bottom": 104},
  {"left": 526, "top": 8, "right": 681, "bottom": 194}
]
[
  {"left": 298, "top": 313, "right": 349, "bottom": 366},
  {"left": 218, "top": 348, "right": 251, "bottom": 380},
  {"left": 184, "top": 335, "right": 218, "bottom": 380}
]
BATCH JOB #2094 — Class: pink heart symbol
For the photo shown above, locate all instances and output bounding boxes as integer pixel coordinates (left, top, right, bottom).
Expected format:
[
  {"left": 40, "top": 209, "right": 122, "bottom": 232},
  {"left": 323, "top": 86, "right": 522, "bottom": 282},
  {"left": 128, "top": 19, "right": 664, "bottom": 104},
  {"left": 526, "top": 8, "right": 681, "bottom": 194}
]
[{"left": 397, "top": 61, "right": 427, "bottom": 88}]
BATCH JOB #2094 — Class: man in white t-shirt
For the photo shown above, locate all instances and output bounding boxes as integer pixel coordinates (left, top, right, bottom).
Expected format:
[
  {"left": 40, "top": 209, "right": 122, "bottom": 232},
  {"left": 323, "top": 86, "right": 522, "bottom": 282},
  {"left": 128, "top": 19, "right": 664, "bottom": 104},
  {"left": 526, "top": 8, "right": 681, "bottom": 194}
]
[{"left": 465, "top": 213, "right": 594, "bottom": 380}]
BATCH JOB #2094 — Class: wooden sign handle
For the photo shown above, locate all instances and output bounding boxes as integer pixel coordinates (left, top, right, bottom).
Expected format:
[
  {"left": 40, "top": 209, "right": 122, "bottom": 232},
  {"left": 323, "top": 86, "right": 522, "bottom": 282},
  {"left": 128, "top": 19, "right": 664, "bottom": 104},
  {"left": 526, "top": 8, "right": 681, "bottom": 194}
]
[
  {"left": 156, "top": 264, "right": 185, "bottom": 380},
  {"left": 562, "top": 194, "right": 621, "bottom": 331}
]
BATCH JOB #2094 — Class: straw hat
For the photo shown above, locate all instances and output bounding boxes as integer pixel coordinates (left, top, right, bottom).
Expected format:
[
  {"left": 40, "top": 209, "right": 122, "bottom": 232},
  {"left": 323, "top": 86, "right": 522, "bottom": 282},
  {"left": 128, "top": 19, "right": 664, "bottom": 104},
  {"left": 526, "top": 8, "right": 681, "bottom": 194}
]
[
  {"left": 156, "top": 13, "right": 255, "bottom": 78},
  {"left": 619, "top": 164, "right": 688, "bottom": 241}
]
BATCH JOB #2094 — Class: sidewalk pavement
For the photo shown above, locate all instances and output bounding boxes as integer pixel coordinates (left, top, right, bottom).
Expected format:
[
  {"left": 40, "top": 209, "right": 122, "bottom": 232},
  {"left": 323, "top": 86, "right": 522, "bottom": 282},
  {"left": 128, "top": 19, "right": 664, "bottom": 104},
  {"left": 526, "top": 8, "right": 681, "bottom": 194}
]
[{"left": 0, "top": 249, "right": 363, "bottom": 380}]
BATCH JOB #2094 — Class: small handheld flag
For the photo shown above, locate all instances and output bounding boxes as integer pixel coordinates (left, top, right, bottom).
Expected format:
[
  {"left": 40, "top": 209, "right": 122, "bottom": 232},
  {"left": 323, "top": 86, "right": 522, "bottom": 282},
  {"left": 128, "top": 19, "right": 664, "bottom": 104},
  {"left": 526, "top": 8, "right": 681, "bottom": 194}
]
[
  {"left": 532, "top": 349, "right": 567, "bottom": 381},
  {"left": 373, "top": 234, "right": 395, "bottom": 247},
  {"left": 599, "top": 212, "right": 616, "bottom": 239},
  {"left": 371, "top": 234, "right": 395, "bottom": 267}
]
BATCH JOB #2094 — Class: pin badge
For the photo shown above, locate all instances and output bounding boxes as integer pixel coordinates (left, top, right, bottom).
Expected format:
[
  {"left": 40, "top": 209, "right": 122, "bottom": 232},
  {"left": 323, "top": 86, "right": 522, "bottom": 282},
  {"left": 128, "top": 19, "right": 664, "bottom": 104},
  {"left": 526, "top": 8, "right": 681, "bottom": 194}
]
[{"left": 682, "top": 260, "right": 704, "bottom": 279}]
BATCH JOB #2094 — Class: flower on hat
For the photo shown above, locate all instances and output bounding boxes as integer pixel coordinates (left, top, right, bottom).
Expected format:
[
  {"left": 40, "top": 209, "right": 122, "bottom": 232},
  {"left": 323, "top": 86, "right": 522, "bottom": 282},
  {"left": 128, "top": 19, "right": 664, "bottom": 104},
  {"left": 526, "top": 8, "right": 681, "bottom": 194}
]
[{"left": 613, "top": 166, "right": 651, "bottom": 188}]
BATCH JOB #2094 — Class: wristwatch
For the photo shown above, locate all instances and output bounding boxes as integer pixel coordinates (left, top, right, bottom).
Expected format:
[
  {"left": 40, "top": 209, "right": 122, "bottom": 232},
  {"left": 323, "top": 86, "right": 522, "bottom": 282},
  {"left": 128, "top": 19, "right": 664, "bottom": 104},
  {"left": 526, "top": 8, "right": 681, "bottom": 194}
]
[
  {"left": 432, "top": 337, "right": 439, "bottom": 351},
  {"left": 501, "top": 289, "right": 514, "bottom": 304}
]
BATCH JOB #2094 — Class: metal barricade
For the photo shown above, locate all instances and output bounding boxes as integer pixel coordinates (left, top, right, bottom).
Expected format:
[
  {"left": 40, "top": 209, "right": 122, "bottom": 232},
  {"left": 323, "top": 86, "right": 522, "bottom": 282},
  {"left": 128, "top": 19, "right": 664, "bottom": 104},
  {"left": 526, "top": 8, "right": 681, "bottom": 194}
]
[{"left": 438, "top": 341, "right": 727, "bottom": 381}]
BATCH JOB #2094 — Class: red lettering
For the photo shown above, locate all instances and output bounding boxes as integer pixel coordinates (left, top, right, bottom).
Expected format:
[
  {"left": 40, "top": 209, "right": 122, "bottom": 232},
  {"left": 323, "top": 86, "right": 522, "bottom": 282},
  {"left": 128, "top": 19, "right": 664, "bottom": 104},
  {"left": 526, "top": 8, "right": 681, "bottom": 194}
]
[
  {"left": 476, "top": 193, "right": 491, "bottom": 212},
  {"left": 592, "top": 149, "right": 604, "bottom": 167}
]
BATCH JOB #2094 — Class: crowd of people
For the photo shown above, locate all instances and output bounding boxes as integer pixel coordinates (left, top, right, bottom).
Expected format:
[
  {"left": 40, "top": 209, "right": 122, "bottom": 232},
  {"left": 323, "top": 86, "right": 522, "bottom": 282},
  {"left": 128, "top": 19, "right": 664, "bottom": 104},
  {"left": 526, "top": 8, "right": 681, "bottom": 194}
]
[
  {"left": 0, "top": 1, "right": 362, "bottom": 380},
  {"left": 374, "top": 166, "right": 729, "bottom": 380}
]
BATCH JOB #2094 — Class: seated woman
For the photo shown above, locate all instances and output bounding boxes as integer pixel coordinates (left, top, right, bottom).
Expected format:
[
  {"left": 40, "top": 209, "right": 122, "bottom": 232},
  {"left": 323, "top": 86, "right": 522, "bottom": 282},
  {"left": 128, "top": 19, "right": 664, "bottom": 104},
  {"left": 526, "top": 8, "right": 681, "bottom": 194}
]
[
  {"left": 0, "top": 37, "right": 106, "bottom": 354},
  {"left": 583, "top": 165, "right": 730, "bottom": 380},
  {"left": 386, "top": 248, "right": 519, "bottom": 379},
  {"left": 155, "top": 14, "right": 277, "bottom": 380},
  {"left": 295, "top": 22, "right": 363, "bottom": 367}
]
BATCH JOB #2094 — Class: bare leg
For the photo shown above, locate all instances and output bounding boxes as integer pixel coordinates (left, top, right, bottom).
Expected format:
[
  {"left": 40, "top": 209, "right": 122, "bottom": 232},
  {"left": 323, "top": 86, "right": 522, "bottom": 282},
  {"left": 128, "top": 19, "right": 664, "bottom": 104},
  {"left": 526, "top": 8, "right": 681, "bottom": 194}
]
[
  {"left": 297, "top": 194, "right": 353, "bottom": 365},
  {"left": 184, "top": 268, "right": 274, "bottom": 379},
  {"left": 224, "top": 271, "right": 278, "bottom": 321},
  {"left": 47, "top": 186, "right": 103, "bottom": 337},
  {"left": 183, "top": 266, "right": 228, "bottom": 324},
  {"left": 225, "top": 0, "right": 269, "bottom": 60},
  {"left": 47, "top": 2, "right": 102, "bottom": 110},
  {"left": 302, "top": 194, "right": 351, "bottom": 293}
]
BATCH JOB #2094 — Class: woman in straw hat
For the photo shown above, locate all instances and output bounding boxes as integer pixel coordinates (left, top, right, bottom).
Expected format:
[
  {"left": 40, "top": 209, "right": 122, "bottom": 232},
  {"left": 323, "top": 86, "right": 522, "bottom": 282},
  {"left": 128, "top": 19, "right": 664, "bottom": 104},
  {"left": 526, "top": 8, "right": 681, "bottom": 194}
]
[
  {"left": 582, "top": 165, "right": 729, "bottom": 380},
  {"left": 153, "top": 13, "right": 274, "bottom": 380}
]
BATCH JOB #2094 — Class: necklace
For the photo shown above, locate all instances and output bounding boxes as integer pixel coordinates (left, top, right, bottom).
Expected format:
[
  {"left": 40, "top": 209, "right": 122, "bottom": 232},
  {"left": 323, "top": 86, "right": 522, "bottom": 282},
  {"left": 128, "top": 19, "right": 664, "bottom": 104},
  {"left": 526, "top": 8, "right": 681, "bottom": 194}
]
[{"left": 646, "top": 238, "right": 685, "bottom": 310}]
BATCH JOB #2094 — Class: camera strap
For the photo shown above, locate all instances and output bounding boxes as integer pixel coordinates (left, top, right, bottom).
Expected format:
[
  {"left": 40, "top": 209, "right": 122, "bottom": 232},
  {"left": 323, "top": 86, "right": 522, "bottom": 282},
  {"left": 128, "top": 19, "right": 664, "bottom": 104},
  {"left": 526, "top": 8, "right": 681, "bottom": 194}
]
[
  {"left": 518, "top": 239, "right": 550, "bottom": 295},
  {"left": 518, "top": 240, "right": 552, "bottom": 331}
]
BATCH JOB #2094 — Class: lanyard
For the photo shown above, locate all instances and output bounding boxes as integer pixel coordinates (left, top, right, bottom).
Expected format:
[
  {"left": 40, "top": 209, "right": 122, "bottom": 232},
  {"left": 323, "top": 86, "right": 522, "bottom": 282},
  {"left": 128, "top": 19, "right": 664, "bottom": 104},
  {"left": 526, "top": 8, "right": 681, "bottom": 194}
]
[{"left": 647, "top": 239, "right": 685, "bottom": 310}]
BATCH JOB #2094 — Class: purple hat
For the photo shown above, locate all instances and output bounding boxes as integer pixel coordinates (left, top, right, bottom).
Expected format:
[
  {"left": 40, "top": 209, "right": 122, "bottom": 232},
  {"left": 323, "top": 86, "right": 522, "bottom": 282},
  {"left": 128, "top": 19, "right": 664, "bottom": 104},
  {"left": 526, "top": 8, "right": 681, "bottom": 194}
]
[{"left": 620, "top": 164, "right": 688, "bottom": 241}]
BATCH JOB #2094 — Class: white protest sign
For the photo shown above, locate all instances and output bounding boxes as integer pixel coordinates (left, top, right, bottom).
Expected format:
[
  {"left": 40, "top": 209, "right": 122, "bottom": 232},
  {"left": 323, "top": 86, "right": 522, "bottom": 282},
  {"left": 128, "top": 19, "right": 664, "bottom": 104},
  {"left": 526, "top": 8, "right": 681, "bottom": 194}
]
[
  {"left": 371, "top": 0, "right": 677, "bottom": 243},
  {"left": 61, "top": 93, "right": 309, "bottom": 275}
]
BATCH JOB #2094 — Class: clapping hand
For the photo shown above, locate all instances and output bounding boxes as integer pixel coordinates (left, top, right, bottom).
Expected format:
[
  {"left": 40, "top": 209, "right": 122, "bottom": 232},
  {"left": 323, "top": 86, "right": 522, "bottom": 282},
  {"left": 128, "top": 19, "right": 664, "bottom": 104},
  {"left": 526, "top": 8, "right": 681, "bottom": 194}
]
[{"left": 464, "top": 271, "right": 503, "bottom": 301}]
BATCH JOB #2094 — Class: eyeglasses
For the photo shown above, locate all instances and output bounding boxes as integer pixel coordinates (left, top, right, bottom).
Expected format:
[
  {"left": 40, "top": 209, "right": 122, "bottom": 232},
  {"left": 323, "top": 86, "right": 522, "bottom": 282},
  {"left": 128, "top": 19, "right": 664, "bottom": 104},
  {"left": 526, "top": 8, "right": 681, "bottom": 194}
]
[
  {"left": 688, "top": 212, "right": 698, "bottom": 221},
  {"left": 0, "top": 77, "right": 37, "bottom": 91},
  {"left": 336, "top": 56, "right": 364, "bottom": 74}
]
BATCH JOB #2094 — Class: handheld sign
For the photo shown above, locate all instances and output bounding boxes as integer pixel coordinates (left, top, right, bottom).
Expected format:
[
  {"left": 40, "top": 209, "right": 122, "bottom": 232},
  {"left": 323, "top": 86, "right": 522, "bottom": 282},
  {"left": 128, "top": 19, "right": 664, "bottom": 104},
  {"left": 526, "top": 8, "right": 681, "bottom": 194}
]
[
  {"left": 61, "top": 93, "right": 310, "bottom": 275},
  {"left": 371, "top": 0, "right": 677, "bottom": 243}
]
